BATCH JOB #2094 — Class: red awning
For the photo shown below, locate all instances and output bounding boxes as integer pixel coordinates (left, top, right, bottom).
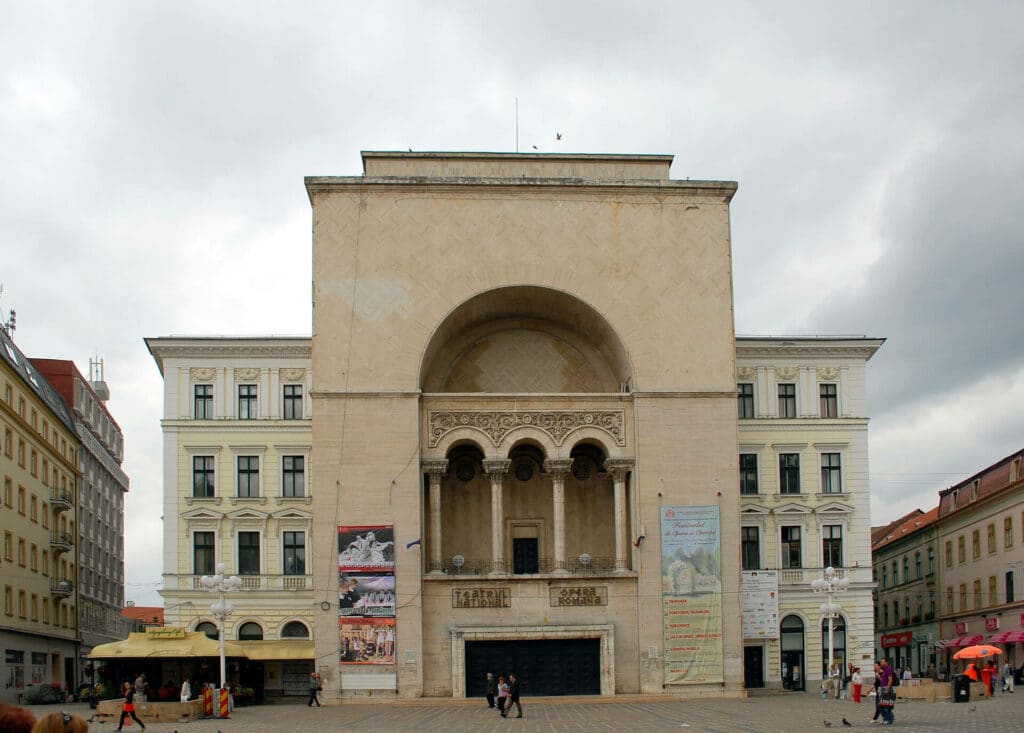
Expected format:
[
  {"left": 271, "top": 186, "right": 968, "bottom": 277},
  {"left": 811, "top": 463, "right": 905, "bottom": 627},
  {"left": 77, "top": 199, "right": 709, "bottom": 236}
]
[
  {"left": 990, "top": 631, "right": 1024, "bottom": 644},
  {"left": 936, "top": 634, "right": 984, "bottom": 649}
]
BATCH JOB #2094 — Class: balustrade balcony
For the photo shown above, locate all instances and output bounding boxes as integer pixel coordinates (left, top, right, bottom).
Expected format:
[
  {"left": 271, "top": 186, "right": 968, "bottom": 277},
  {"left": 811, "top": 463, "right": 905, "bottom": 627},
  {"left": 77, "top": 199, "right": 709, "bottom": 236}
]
[
  {"left": 179, "top": 573, "right": 312, "bottom": 591},
  {"left": 50, "top": 531, "right": 73, "bottom": 553},
  {"left": 426, "top": 555, "right": 619, "bottom": 577},
  {"left": 50, "top": 488, "right": 73, "bottom": 512},
  {"left": 51, "top": 578, "right": 74, "bottom": 599}
]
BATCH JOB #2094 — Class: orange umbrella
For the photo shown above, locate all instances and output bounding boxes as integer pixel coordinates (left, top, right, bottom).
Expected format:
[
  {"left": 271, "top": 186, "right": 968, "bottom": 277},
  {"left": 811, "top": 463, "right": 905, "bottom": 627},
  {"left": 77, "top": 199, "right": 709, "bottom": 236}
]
[{"left": 953, "top": 644, "right": 1003, "bottom": 660}]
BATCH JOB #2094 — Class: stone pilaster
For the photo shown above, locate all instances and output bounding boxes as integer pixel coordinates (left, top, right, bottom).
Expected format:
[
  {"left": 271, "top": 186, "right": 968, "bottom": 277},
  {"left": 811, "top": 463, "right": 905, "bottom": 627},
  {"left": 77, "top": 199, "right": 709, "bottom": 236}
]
[
  {"left": 544, "top": 459, "right": 573, "bottom": 573},
  {"left": 423, "top": 459, "right": 448, "bottom": 574},
  {"left": 483, "top": 459, "right": 511, "bottom": 574},
  {"left": 605, "top": 458, "right": 635, "bottom": 572}
]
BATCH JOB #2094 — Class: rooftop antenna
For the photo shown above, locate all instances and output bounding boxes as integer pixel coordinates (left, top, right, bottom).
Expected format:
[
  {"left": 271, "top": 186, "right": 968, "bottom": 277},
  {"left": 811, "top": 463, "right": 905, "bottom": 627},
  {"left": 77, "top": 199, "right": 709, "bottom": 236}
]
[
  {"left": 89, "top": 356, "right": 111, "bottom": 401},
  {"left": 514, "top": 96, "right": 519, "bottom": 153}
]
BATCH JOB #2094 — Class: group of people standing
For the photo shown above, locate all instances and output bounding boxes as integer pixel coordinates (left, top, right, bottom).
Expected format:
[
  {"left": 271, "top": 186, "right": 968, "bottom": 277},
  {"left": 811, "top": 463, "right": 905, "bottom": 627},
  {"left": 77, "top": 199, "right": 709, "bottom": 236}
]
[
  {"left": 964, "top": 659, "right": 1015, "bottom": 696},
  {"left": 485, "top": 672, "right": 523, "bottom": 718}
]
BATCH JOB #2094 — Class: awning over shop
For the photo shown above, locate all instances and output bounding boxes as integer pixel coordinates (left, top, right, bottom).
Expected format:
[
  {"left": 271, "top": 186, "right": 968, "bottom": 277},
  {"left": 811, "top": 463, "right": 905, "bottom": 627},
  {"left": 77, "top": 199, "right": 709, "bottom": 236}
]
[
  {"left": 935, "top": 634, "right": 984, "bottom": 650},
  {"left": 238, "top": 640, "right": 314, "bottom": 661},
  {"left": 89, "top": 631, "right": 246, "bottom": 659},
  {"left": 989, "top": 631, "right": 1024, "bottom": 644}
]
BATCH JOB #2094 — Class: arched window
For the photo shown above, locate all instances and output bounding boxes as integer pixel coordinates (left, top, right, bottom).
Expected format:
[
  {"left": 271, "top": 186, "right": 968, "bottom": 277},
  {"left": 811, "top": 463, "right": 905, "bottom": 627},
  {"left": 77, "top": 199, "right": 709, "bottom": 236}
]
[
  {"left": 238, "top": 622, "right": 264, "bottom": 640},
  {"left": 195, "top": 622, "right": 218, "bottom": 640},
  {"left": 780, "top": 615, "right": 806, "bottom": 691},
  {"left": 281, "top": 621, "right": 310, "bottom": 638}
]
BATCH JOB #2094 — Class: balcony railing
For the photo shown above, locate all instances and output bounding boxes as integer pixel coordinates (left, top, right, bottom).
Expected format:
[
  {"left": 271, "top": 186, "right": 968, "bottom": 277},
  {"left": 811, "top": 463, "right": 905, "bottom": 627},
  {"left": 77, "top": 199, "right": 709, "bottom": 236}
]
[
  {"left": 50, "top": 531, "right": 74, "bottom": 553},
  {"left": 427, "top": 555, "right": 620, "bottom": 576},
  {"left": 51, "top": 579, "right": 74, "bottom": 599},
  {"left": 779, "top": 567, "right": 848, "bottom": 585},
  {"left": 50, "top": 489, "right": 73, "bottom": 512},
  {"left": 183, "top": 574, "right": 312, "bottom": 591}
]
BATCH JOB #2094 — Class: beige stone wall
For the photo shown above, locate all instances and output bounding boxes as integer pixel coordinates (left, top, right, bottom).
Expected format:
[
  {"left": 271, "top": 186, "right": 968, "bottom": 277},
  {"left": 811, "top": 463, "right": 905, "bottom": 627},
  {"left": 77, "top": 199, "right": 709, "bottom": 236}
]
[{"left": 310, "top": 153, "right": 740, "bottom": 699}]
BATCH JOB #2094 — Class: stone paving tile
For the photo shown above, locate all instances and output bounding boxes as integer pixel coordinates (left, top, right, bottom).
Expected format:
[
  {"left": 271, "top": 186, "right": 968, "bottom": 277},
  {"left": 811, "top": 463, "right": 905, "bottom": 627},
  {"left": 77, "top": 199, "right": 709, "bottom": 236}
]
[{"left": 26, "top": 690, "right": 1024, "bottom": 733}]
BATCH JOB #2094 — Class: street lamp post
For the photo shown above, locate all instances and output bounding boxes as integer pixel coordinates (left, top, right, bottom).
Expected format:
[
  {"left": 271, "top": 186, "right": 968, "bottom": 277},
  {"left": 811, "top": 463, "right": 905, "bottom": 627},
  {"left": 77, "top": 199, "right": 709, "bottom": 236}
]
[
  {"left": 199, "top": 563, "right": 243, "bottom": 693},
  {"left": 812, "top": 566, "right": 849, "bottom": 683}
]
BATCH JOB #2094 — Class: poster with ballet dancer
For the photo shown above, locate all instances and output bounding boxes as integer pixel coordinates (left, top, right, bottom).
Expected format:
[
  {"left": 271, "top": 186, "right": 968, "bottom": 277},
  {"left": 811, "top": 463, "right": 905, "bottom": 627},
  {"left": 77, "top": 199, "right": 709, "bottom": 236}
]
[
  {"left": 338, "top": 617, "right": 396, "bottom": 665},
  {"left": 338, "top": 525, "right": 395, "bottom": 572},
  {"left": 339, "top": 573, "right": 396, "bottom": 618}
]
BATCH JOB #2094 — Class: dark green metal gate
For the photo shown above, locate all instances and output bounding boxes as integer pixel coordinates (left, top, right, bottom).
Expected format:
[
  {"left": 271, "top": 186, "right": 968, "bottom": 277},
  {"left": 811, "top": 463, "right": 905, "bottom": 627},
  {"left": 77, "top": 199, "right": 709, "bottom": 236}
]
[{"left": 465, "top": 638, "right": 600, "bottom": 697}]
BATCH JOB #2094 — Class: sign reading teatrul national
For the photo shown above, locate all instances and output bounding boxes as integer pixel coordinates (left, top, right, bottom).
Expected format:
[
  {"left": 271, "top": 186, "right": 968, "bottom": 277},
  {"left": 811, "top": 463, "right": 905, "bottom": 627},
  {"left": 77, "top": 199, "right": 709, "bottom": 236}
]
[{"left": 452, "top": 588, "right": 511, "bottom": 608}]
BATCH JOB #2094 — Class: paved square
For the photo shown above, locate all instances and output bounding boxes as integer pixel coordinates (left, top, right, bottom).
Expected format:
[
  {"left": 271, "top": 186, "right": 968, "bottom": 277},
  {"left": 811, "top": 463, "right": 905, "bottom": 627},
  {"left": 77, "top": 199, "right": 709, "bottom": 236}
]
[{"left": 30, "top": 690, "right": 1024, "bottom": 733}]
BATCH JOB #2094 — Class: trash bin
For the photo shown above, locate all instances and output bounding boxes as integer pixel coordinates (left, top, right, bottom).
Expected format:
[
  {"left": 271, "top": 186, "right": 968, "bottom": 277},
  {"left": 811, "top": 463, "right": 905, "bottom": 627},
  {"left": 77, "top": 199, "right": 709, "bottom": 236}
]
[{"left": 952, "top": 674, "right": 971, "bottom": 703}]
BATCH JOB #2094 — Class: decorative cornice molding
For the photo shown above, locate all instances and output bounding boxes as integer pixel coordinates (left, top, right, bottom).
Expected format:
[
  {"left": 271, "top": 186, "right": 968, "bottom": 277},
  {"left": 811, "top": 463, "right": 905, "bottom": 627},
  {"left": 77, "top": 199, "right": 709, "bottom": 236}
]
[
  {"left": 190, "top": 367, "right": 216, "bottom": 381},
  {"left": 280, "top": 368, "right": 306, "bottom": 381},
  {"left": 604, "top": 458, "right": 635, "bottom": 479},
  {"left": 775, "top": 366, "right": 798, "bottom": 381},
  {"left": 817, "top": 367, "right": 840, "bottom": 381},
  {"left": 423, "top": 459, "right": 449, "bottom": 478},
  {"left": 428, "top": 410, "right": 626, "bottom": 448},
  {"left": 235, "top": 367, "right": 260, "bottom": 381},
  {"left": 737, "top": 367, "right": 756, "bottom": 380},
  {"left": 482, "top": 459, "right": 512, "bottom": 477},
  {"left": 543, "top": 459, "right": 573, "bottom": 477}
]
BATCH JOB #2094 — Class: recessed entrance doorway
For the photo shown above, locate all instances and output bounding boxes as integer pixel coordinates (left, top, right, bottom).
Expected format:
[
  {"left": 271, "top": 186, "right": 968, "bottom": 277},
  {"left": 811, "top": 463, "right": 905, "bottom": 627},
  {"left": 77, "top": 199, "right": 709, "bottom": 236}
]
[{"left": 465, "top": 638, "right": 600, "bottom": 697}]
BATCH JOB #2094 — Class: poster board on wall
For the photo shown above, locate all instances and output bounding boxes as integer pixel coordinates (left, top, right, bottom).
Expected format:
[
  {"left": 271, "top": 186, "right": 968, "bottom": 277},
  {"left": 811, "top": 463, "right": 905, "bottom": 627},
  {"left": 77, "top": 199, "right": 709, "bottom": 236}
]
[
  {"left": 661, "top": 505, "right": 724, "bottom": 684},
  {"left": 338, "top": 525, "right": 396, "bottom": 667}
]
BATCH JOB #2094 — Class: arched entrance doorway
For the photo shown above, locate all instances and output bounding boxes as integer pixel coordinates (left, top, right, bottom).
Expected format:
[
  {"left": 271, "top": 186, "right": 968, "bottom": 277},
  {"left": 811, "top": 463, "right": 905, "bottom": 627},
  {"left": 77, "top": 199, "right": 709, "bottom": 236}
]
[{"left": 780, "top": 615, "right": 805, "bottom": 690}]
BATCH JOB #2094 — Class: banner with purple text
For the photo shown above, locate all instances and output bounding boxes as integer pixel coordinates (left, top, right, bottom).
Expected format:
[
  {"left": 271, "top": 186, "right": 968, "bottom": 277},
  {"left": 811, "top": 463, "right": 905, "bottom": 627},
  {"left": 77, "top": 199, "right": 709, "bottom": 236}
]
[{"left": 661, "top": 505, "right": 723, "bottom": 684}]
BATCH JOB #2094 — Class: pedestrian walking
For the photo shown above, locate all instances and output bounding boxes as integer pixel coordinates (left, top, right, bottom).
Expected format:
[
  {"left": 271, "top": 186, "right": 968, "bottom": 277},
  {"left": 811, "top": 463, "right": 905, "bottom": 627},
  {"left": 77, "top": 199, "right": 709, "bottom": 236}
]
[
  {"left": 496, "top": 676, "right": 509, "bottom": 715},
  {"left": 308, "top": 672, "right": 322, "bottom": 706},
  {"left": 180, "top": 678, "right": 191, "bottom": 703},
  {"left": 134, "top": 673, "right": 147, "bottom": 703},
  {"left": 877, "top": 659, "right": 895, "bottom": 726},
  {"left": 869, "top": 663, "right": 882, "bottom": 723},
  {"left": 115, "top": 681, "right": 146, "bottom": 731},
  {"left": 1002, "top": 661, "right": 1015, "bottom": 693},
  {"left": 851, "top": 666, "right": 863, "bottom": 703},
  {"left": 485, "top": 672, "right": 497, "bottom": 708},
  {"left": 504, "top": 673, "right": 523, "bottom": 719}
]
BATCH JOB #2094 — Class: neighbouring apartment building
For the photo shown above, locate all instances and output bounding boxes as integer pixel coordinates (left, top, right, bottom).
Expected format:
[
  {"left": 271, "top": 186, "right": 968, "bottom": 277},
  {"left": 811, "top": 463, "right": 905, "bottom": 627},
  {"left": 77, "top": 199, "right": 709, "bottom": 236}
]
[
  {"left": 871, "top": 508, "right": 940, "bottom": 676},
  {"left": 150, "top": 150, "right": 883, "bottom": 699},
  {"left": 31, "top": 359, "right": 131, "bottom": 667},
  {"left": 737, "top": 336, "right": 883, "bottom": 691},
  {"left": 146, "top": 336, "right": 316, "bottom": 698},
  {"left": 934, "top": 449, "right": 1024, "bottom": 670},
  {"left": 0, "top": 328, "right": 81, "bottom": 702}
]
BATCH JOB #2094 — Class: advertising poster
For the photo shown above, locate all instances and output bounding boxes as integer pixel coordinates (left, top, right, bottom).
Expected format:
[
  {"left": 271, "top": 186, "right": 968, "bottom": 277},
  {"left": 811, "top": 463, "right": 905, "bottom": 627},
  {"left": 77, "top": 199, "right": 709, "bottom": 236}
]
[
  {"left": 339, "top": 525, "right": 395, "bottom": 666},
  {"left": 338, "top": 525, "right": 396, "bottom": 571},
  {"left": 661, "top": 505, "right": 723, "bottom": 684},
  {"left": 339, "top": 573, "right": 396, "bottom": 617},
  {"left": 338, "top": 617, "right": 396, "bottom": 664},
  {"left": 742, "top": 570, "right": 779, "bottom": 639}
]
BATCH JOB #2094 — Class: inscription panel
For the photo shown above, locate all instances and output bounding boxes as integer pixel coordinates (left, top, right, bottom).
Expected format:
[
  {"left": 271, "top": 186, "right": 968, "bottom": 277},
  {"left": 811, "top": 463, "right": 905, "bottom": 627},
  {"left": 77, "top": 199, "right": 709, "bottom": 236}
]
[
  {"left": 549, "top": 586, "right": 608, "bottom": 607},
  {"left": 453, "top": 588, "right": 511, "bottom": 609}
]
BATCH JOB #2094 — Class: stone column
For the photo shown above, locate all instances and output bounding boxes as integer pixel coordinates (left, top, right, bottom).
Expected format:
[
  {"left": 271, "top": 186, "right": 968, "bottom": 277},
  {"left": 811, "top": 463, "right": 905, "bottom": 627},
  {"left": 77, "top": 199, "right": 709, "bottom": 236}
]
[
  {"left": 544, "top": 459, "right": 573, "bottom": 574},
  {"left": 423, "top": 460, "right": 448, "bottom": 575},
  {"left": 605, "top": 459, "right": 635, "bottom": 572},
  {"left": 483, "top": 460, "right": 511, "bottom": 575}
]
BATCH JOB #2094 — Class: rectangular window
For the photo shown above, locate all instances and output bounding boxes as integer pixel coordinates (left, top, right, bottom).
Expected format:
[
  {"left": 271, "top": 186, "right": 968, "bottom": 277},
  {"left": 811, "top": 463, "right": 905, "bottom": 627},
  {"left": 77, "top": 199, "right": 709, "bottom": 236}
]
[
  {"left": 914, "top": 552, "right": 921, "bottom": 579},
  {"left": 972, "top": 530, "right": 981, "bottom": 559},
  {"left": 892, "top": 560, "right": 898, "bottom": 585},
  {"left": 193, "top": 532, "right": 215, "bottom": 575},
  {"left": 779, "top": 453, "right": 800, "bottom": 494},
  {"left": 1006, "top": 517, "right": 1014, "bottom": 548},
  {"left": 989, "top": 575, "right": 998, "bottom": 606},
  {"left": 237, "top": 456, "right": 260, "bottom": 498},
  {"left": 741, "top": 526, "right": 760, "bottom": 570},
  {"left": 882, "top": 566, "right": 888, "bottom": 588},
  {"left": 4, "top": 586, "right": 12, "bottom": 616},
  {"left": 192, "top": 456, "right": 216, "bottom": 498},
  {"left": 282, "top": 456, "right": 305, "bottom": 498},
  {"left": 3, "top": 532, "right": 11, "bottom": 562},
  {"left": 512, "top": 537, "right": 539, "bottom": 574},
  {"left": 946, "top": 586, "right": 954, "bottom": 614},
  {"left": 283, "top": 384, "right": 303, "bottom": 420},
  {"left": 959, "top": 583, "right": 967, "bottom": 611},
  {"left": 973, "top": 579, "right": 982, "bottom": 609},
  {"left": 822, "top": 525, "right": 842, "bottom": 567},
  {"left": 957, "top": 535, "right": 965, "bottom": 563},
  {"left": 737, "top": 383, "right": 754, "bottom": 419},
  {"left": 238, "top": 532, "right": 260, "bottom": 575},
  {"left": 194, "top": 384, "right": 213, "bottom": 419},
  {"left": 781, "top": 526, "right": 802, "bottom": 568},
  {"left": 987, "top": 523, "right": 996, "bottom": 553},
  {"left": 29, "top": 495, "right": 37, "bottom": 522},
  {"left": 30, "top": 544, "right": 37, "bottom": 572},
  {"left": 777, "top": 383, "right": 796, "bottom": 418},
  {"left": 820, "top": 453, "right": 842, "bottom": 493},
  {"left": 17, "top": 539, "right": 25, "bottom": 567},
  {"left": 237, "top": 384, "right": 258, "bottom": 419},
  {"left": 283, "top": 531, "right": 305, "bottom": 575},
  {"left": 739, "top": 454, "right": 758, "bottom": 495},
  {"left": 928, "top": 547, "right": 935, "bottom": 575},
  {"left": 1007, "top": 571, "right": 1016, "bottom": 604}
]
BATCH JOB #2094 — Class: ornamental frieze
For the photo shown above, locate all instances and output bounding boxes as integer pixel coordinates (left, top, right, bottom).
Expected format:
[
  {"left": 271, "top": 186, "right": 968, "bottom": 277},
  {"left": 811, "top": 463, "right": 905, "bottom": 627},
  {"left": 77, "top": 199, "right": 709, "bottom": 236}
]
[
  {"left": 235, "top": 367, "right": 260, "bottom": 381},
  {"left": 817, "top": 366, "right": 840, "bottom": 381},
  {"left": 280, "top": 367, "right": 306, "bottom": 381},
  {"left": 428, "top": 410, "right": 625, "bottom": 448},
  {"left": 190, "top": 367, "right": 216, "bottom": 381}
]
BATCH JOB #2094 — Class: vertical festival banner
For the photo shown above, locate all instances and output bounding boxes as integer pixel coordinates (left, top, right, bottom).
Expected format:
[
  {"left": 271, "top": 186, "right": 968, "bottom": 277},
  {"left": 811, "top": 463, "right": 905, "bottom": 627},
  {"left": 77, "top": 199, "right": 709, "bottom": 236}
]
[
  {"left": 338, "top": 525, "right": 396, "bottom": 664},
  {"left": 661, "top": 505, "right": 723, "bottom": 684}
]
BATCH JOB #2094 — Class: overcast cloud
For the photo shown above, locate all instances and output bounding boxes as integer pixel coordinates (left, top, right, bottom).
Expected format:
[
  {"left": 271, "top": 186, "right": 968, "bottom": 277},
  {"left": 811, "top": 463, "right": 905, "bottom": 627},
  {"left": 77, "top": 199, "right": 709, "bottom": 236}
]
[{"left": 2, "top": 2, "right": 1021, "bottom": 605}]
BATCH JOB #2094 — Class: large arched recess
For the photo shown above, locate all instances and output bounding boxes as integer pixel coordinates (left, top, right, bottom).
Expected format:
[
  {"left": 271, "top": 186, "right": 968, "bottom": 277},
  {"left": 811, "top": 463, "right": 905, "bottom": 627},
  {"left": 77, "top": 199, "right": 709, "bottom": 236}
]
[{"left": 419, "top": 286, "right": 634, "bottom": 393}]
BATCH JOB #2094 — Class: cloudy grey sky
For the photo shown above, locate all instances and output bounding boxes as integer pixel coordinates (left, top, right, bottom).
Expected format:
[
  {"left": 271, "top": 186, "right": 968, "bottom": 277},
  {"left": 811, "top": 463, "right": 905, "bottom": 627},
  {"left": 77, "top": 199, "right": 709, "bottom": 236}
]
[{"left": 2, "top": 2, "right": 1021, "bottom": 605}]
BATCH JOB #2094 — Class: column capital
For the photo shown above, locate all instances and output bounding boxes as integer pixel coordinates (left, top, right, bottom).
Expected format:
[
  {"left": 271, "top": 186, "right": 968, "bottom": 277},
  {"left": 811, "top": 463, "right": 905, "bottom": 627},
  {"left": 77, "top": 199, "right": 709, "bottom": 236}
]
[
  {"left": 482, "top": 459, "right": 512, "bottom": 477},
  {"left": 604, "top": 458, "right": 635, "bottom": 480},
  {"left": 543, "top": 459, "right": 573, "bottom": 478},
  {"left": 422, "top": 459, "right": 449, "bottom": 479}
]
